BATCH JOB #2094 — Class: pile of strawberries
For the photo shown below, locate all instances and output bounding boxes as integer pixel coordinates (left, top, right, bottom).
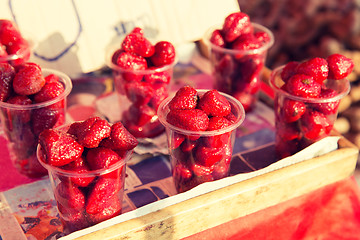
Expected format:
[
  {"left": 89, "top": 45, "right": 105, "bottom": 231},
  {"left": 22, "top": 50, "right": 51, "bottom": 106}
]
[
  {"left": 162, "top": 86, "right": 242, "bottom": 193},
  {"left": 0, "top": 19, "right": 30, "bottom": 66},
  {"left": 209, "top": 12, "right": 272, "bottom": 112},
  {"left": 110, "top": 27, "right": 176, "bottom": 138},
  {"left": 37, "top": 117, "right": 138, "bottom": 232},
  {"left": 273, "top": 54, "right": 354, "bottom": 158},
  {"left": 0, "top": 62, "right": 67, "bottom": 177}
]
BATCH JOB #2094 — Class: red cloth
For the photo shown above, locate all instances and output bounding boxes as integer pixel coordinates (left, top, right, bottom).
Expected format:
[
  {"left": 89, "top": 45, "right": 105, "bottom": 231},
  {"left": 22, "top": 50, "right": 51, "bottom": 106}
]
[{"left": 184, "top": 177, "right": 360, "bottom": 240}]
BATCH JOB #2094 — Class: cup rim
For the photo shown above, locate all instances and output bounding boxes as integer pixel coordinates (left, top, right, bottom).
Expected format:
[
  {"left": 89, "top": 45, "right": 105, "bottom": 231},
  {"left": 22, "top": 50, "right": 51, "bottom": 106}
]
[
  {"left": 36, "top": 144, "right": 132, "bottom": 177},
  {"left": 157, "top": 89, "right": 245, "bottom": 136},
  {"left": 105, "top": 43, "right": 178, "bottom": 74},
  {"left": 269, "top": 65, "right": 351, "bottom": 103},
  {"left": 203, "top": 22, "right": 275, "bottom": 55},
  {"left": 0, "top": 31, "right": 37, "bottom": 62},
  {"left": 0, "top": 68, "right": 73, "bottom": 110}
]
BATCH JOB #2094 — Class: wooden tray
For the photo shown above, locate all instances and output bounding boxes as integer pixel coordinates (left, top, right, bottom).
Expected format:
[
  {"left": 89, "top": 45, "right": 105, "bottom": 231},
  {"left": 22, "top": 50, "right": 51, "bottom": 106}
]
[{"left": 71, "top": 135, "right": 358, "bottom": 240}]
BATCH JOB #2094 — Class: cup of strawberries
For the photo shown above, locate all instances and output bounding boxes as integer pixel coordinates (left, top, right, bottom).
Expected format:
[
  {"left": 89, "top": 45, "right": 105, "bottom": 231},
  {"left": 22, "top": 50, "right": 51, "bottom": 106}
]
[
  {"left": 270, "top": 54, "right": 353, "bottom": 159},
  {"left": 204, "top": 12, "right": 274, "bottom": 112},
  {"left": 106, "top": 27, "right": 177, "bottom": 139},
  {"left": 158, "top": 86, "right": 245, "bottom": 193}
]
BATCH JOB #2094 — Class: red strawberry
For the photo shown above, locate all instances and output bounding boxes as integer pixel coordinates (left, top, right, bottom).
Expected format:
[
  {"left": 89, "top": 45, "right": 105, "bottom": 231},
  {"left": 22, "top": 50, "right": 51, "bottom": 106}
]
[
  {"left": 205, "top": 116, "right": 232, "bottom": 148},
  {"left": 327, "top": 53, "right": 354, "bottom": 80},
  {"left": 197, "top": 89, "right": 231, "bottom": 117},
  {"left": 12, "top": 62, "right": 45, "bottom": 95},
  {"left": 296, "top": 58, "right": 328, "bottom": 84},
  {"left": 86, "top": 195, "right": 122, "bottom": 224},
  {"left": 212, "top": 156, "right": 231, "bottom": 180},
  {"left": 285, "top": 74, "right": 321, "bottom": 98},
  {"left": 148, "top": 83, "right": 168, "bottom": 110},
  {"left": 33, "top": 79, "right": 65, "bottom": 103},
  {"left": 124, "top": 81, "right": 154, "bottom": 106},
  {"left": 276, "top": 121, "right": 301, "bottom": 141},
  {"left": 86, "top": 147, "right": 121, "bottom": 170},
  {"left": 254, "top": 31, "right": 271, "bottom": 44},
  {"left": 150, "top": 41, "right": 176, "bottom": 67},
  {"left": 195, "top": 143, "right": 231, "bottom": 167},
  {"left": 0, "top": 43, "right": 8, "bottom": 59},
  {"left": 38, "top": 129, "right": 84, "bottom": 167},
  {"left": 191, "top": 164, "right": 214, "bottom": 178},
  {"left": 222, "top": 12, "right": 253, "bottom": 42},
  {"left": 180, "top": 138, "right": 197, "bottom": 152},
  {"left": 232, "top": 34, "right": 262, "bottom": 52},
  {"left": 210, "top": 29, "right": 225, "bottom": 47},
  {"left": 31, "top": 108, "right": 65, "bottom": 136},
  {"left": 61, "top": 156, "right": 95, "bottom": 187},
  {"left": 6, "top": 37, "right": 30, "bottom": 65},
  {"left": 281, "top": 61, "right": 299, "bottom": 83},
  {"left": 170, "top": 132, "right": 185, "bottom": 149},
  {"left": 67, "top": 117, "right": 111, "bottom": 148},
  {"left": 166, "top": 109, "right": 209, "bottom": 131},
  {"left": 143, "top": 68, "right": 171, "bottom": 84},
  {"left": 85, "top": 177, "right": 121, "bottom": 214},
  {"left": 314, "top": 88, "right": 340, "bottom": 114},
  {"left": 168, "top": 85, "right": 198, "bottom": 110},
  {"left": 121, "top": 32, "right": 154, "bottom": 57},
  {"left": 99, "top": 122, "right": 138, "bottom": 151},
  {"left": 281, "top": 99, "right": 306, "bottom": 123},
  {"left": 300, "top": 110, "right": 333, "bottom": 140},
  {"left": 5, "top": 95, "right": 32, "bottom": 124},
  {"left": 44, "top": 73, "right": 60, "bottom": 83},
  {"left": 0, "top": 62, "right": 15, "bottom": 101},
  {"left": 0, "top": 20, "right": 22, "bottom": 46},
  {"left": 55, "top": 181, "right": 85, "bottom": 209},
  {"left": 173, "top": 163, "right": 192, "bottom": 180},
  {"left": 115, "top": 51, "right": 147, "bottom": 82},
  {"left": 124, "top": 104, "right": 156, "bottom": 127}
]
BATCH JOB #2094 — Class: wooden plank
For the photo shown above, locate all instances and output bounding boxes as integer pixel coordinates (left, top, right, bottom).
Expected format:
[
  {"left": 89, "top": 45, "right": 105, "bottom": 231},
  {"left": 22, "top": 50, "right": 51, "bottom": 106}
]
[{"left": 73, "top": 136, "right": 358, "bottom": 240}]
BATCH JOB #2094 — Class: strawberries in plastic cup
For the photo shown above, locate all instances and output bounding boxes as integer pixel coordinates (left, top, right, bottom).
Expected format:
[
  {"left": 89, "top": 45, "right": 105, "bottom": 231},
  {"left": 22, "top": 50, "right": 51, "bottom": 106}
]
[
  {"left": 0, "top": 64, "right": 72, "bottom": 178},
  {"left": 204, "top": 12, "right": 274, "bottom": 112},
  {"left": 158, "top": 87, "right": 245, "bottom": 193},
  {"left": 106, "top": 27, "right": 177, "bottom": 139},
  {"left": 37, "top": 118, "right": 137, "bottom": 234},
  {"left": 270, "top": 57, "right": 351, "bottom": 159}
]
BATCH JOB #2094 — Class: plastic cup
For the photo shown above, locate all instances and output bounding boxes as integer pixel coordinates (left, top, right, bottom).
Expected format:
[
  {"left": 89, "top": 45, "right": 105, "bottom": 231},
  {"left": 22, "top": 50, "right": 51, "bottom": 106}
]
[
  {"left": 204, "top": 23, "right": 274, "bottom": 112},
  {"left": 269, "top": 66, "right": 350, "bottom": 159},
  {"left": 37, "top": 133, "right": 130, "bottom": 234},
  {"left": 106, "top": 46, "right": 177, "bottom": 139},
  {"left": 158, "top": 90, "right": 245, "bottom": 193},
  {"left": 0, "top": 69, "right": 72, "bottom": 178}
]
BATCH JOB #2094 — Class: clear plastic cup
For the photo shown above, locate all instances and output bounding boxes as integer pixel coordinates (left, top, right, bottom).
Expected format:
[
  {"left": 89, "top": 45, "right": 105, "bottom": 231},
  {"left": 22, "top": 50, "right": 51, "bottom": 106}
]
[
  {"left": 37, "top": 134, "right": 130, "bottom": 234},
  {"left": 204, "top": 23, "right": 274, "bottom": 112},
  {"left": 158, "top": 90, "right": 245, "bottom": 193},
  {"left": 106, "top": 45, "right": 177, "bottom": 139},
  {"left": 269, "top": 66, "right": 350, "bottom": 159},
  {"left": 0, "top": 69, "right": 72, "bottom": 178}
]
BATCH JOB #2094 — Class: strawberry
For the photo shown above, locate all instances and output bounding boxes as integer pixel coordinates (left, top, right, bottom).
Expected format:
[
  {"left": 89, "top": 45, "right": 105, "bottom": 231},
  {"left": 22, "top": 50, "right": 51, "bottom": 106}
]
[
  {"left": 115, "top": 51, "right": 147, "bottom": 82},
  {"left": 313, "top": 88, "right": 340, "bottom": 114},
  {"left": 327, "top": 53, "right": 354, "bottom": 80},
  {"left": 31, "top": 108, "right": 65, "bottom": 136},
  {"left": 124, "top": 81, "right": 154, "bottom": 106},
  {"left": 12, "top": 62, "right": 45, "bottom": 95},
  {"left": 295, "top": 57, "right": 328, "bottom": 84},
  {"left": 300, "top": 110, "right": 333, "bottom": 140},
  {"left": 124, "top": 103, "right": 156, "bottom": 127},
  {"left": 168, "top": 85, "right": 198, "bottom": 110},
  {"left": 143, "top": 67, "right": 171, "bottom": 84},
  {"left": 222, "top": 12, "right": 253, "bottom": 42},
  {"left": 197, "top": 89, "right": 231, "bottom": 117},
  {"left": 210, "top": 29, "right": 225, "bottom": 48},
  {"left": 170, "top": 132, "right": 185, "bottom": 149},
  {"left": 33, "top": 79, "right": 65, "bottom": 103},
  {"left": 86, "top": 195, "right": 122, "bottom": 224},
  {"left": 55, "top": 181, "right": 85, "bottom": 209},
  {"left": 166, "top": 109, "right": 209, "bottom": 131},
  {"left": 254, "top": 31, "right": 271, "bottom": 44},
  {"left": 173, "top": 163, "right": 192, "bottom": 180},
  {"left": 61, "top": 156, "right": 95, "bottom": 187},
  {"left": 150, "top": 41, "right": 176, "bottom": 67},
  {"left": 195, "top": 143, "right": 231, "bottom": 168},
  {"left": 0, "top": 43, "right": 8, "bottom": 59},
  {"left": 212, "top": 156, "right": 231, "bottom": 180},
  {"left": 285, "top": 74, "right": 321, "bottom": 98},
  {"left": 85, "top": 177, "right": 121, "bottom": 214},
  {"left": 44, "top": 73, "right": 60, "bottom": 83},
  {"left": 232, "top": 34, "right": 262, "bottom": 52},
  {"left": 0, "top": 62, "right": 15, "bottom": 101},
  {"left": 280, "top": 61, "right": 299, "bottom": 83},
  {"left": 67, "top": 117, "right": 111, "bottom": 148},
  {"left": 5, "top": 95, "right": 32, "bottom": 124},
  {"left": 205, "top": 116, "right": 232, "bottom": 148},
  {"left": 86, "top": 147, "right": 121, "bottom": 170},
  {"left": 38, "top": 129, "right": 84, "bottom": 167},
  {"left": 99, "top": 122, "right": 138, "bottom": 151},
  {"left": 121, "top": 32, "right": 155, "bottom": 57},
  {"left": 191, "top": 164, "right": 214, "bottom": 180},
  {"left": 148, "top": 83, "right": 168, "bottom": 110},
  {"left": 276, "top": 121, "right": 301, "bottom": 141},
  {"left": 281, "top": 99, "right": 306, "bottom": 123},
  {"left": 0, "top": 20, "right": 22, "bottom": 46}
]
